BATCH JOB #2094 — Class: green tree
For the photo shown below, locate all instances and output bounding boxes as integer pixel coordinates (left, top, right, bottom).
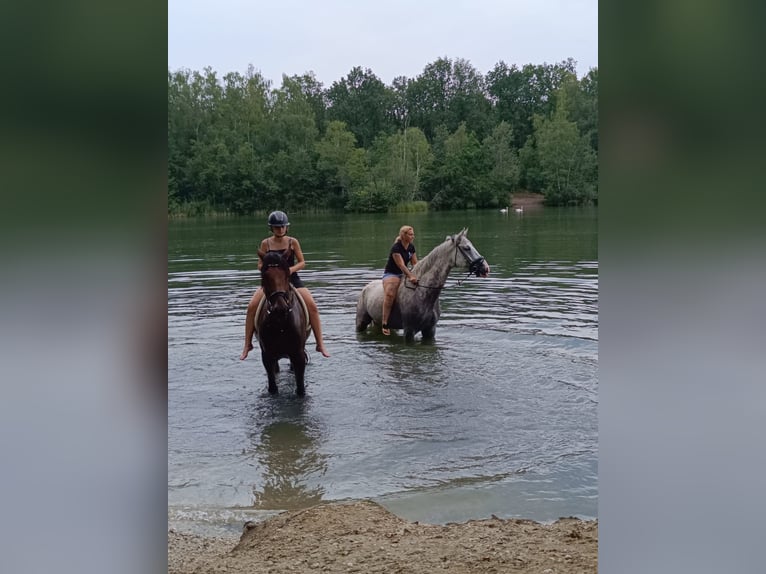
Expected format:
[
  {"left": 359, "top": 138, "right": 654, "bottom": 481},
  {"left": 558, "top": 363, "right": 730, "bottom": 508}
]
[
  {"left": 326, "top": 67, "right": 396, "bottom": 148},
  {"left": 486, "top": 59, "right": 577, "bottom": 149},
  {"left": 405, "top": 58, "right": 451, "bottom": 141},
  {"left": 479, "top": 121, "right": 520, "bottom": 206},
  {"left": 168, "top": 58, "right": 597, "bottom": 215},
  {"left": 315, "top": 121, "right": 369, "bottom": 209},
  {"left": 389, "top": 75, "right": 410, "bottom": 131},
  {"left": 406, "top": 57, "right": 490, "bottom": 142},
  {"left": 168, "top": 68, "right": 219, "bottom": 208},
  {"left": 421, "top": 123, "right": 483, "bottom": 209},
  {"left": 564, "top": 67, "right": 598, "bottom": 152},
  {"left": 263, "top": 76, "right": 321, "bottom": 209},
  {"left": 532, "top": 89, "right": 597, "bottom": 205},
  {"left": 168, "top": 66, "right": 276, "bottom": 214},
  {"left": 447, "top": 58, "right": 492, "bottom": 140},
  {"left": 183, "top": 68, "right": 227, "bottom": 209},
  {"left": 216, "top": 68, "right": 272, "bottom": 212},
  {"left": 286, "top": 72, "right": 327, "bottom": 136},
  {"left": 368, "top": 127, "right": 432, "bottom": 205}
]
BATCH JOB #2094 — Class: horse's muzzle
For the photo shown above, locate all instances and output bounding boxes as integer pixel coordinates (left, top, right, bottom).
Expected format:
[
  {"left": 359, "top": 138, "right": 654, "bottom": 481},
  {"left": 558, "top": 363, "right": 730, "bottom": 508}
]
[{"left": 469, "top": 257, "right": 489, "bottom": 277}]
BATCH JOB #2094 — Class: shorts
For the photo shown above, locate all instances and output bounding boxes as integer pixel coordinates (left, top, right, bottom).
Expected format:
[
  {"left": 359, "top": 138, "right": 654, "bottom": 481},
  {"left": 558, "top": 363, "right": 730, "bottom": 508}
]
[{"left": 382, "top": 272, "right": 403, "bottom": 281}]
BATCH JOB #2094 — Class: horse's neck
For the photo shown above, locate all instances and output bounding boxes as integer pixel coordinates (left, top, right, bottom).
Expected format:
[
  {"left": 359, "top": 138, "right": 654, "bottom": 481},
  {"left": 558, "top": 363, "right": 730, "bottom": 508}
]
[{"left": 410, "top": 242, "right": 455, "bottom": 286}]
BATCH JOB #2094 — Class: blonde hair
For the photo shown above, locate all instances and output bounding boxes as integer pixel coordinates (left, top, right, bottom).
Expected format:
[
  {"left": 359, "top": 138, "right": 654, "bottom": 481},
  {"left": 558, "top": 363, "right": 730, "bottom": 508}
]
[{"left": 394, "top": 225, "right": 414, "bottom": 243}]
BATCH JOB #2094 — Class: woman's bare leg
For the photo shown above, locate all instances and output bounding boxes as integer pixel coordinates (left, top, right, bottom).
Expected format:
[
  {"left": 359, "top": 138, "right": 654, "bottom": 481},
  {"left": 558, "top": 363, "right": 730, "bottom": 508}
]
[
  {"left": 381, "top": 277, "right": 401, "bottom": 335},
  {"left": 298, "top": 288, "right": 330, "bottom": 357},
  {"left": 240, "top": 289, "right": 264, "bottom": 360}
]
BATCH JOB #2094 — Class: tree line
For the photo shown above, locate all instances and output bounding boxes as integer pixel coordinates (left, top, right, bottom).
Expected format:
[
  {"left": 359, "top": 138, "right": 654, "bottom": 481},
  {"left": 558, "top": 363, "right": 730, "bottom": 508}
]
[{"left": 168, "top": 57, "right": 597, "bottom": 215}]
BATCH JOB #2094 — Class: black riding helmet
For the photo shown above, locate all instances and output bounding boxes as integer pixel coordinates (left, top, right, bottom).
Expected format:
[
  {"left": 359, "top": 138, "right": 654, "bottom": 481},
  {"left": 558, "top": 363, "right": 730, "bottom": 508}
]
[{"left": 267, "top": 210, "right": 290, "bottom": 228}]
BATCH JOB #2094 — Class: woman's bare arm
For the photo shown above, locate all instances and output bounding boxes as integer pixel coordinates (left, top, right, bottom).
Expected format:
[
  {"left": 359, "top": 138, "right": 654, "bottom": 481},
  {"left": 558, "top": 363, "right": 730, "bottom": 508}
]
[{"left": 289, "top": 237, "right": 307, "bottom": 275}]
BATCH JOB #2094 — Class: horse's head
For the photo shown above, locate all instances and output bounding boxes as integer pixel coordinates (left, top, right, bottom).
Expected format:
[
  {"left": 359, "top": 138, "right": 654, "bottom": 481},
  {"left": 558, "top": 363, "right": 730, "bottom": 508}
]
[
  {"left": 258, "top": 249, "right": 293, "bottom": 313},
  {"left": 449, "top": 228, "right": 490, "bottom": 277}
]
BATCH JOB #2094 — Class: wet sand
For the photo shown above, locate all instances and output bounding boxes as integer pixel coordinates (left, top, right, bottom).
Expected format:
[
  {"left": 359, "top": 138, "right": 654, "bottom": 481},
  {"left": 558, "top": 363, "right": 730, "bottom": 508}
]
[{"left": 168, "top": 500, "right": 597, "bottom": 573}]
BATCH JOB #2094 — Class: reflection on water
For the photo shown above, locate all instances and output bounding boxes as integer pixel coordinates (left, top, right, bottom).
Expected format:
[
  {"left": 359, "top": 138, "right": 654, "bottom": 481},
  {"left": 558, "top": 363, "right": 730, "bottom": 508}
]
[
  {"left": 247, "top": 400, "right": 327, "bottom": 509},
  {"left": 169, "top": 210, "right": 598, "bottom": 534},
  {"left": 354, "top": 337, "right": 450, "bottom": 393}
]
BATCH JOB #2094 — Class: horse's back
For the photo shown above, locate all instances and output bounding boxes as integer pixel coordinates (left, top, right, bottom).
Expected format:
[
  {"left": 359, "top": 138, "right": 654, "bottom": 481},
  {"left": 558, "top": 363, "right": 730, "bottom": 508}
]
[
  {"left": 356, "top": 279, "right": 383, "bottom": 330},
  {"left": 358, "top": 279, "right": 383, "bottom": 305}
]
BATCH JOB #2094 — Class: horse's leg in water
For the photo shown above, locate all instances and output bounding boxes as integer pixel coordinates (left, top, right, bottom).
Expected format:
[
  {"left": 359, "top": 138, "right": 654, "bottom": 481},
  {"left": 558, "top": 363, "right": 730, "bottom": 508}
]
[
  {"left": 420, "top": 325, "right": 436, "bottom": 341},
  {"left": 355, "top": 299, "right": 372, "bottom": 331},
  {"left": 262, "top": 353, "right": 279, "bottom": 394},
  {"left": 419, "top": 311, "right": 437, "bottom": 341},
  {"left": 291, "top": 350, "right": 306, "bottom": 396}
]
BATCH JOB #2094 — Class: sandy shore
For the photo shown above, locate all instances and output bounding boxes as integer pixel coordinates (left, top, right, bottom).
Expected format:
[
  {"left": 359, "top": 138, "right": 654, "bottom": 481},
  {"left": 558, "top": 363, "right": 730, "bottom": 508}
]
[
  {"left": 168, "top": 500, "right": 597, "bottom": 573},
  {"left": 511, "top": 192, "right": 546, "bottom": 209}
]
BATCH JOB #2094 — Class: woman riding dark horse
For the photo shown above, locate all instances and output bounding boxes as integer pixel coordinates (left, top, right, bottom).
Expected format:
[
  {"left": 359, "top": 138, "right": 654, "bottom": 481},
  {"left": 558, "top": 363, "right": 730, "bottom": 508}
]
[
  {"left": 256, "top": 249, "right": 310, "bottom": 396},
  {"left": 241, "top": 211, "right": 330, "bottom": 360}
]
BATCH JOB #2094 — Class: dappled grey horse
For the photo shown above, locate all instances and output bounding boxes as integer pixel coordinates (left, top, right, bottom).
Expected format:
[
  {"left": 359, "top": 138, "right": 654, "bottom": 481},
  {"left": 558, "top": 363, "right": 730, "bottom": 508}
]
[{"left": 355, "top": 229, "right": 490, "bottom": 342}]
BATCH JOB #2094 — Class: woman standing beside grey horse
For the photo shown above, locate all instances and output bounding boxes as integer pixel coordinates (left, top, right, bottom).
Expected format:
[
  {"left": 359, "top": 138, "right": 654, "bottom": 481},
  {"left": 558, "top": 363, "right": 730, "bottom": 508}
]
[{"left": 381, "top": 225, "right": 419, "bottom": 335}]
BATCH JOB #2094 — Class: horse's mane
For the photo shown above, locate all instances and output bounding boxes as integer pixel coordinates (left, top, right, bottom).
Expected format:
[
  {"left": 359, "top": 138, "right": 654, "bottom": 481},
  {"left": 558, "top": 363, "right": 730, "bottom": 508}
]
[{"left": 411, "top": 232, "right": 460, "bottom": 276}]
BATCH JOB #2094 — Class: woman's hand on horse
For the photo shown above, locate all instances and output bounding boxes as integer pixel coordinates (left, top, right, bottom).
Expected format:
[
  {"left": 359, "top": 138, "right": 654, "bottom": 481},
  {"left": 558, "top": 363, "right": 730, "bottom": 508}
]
[{"left": 409, "top": 275, "right": 418, "bottom": 284}]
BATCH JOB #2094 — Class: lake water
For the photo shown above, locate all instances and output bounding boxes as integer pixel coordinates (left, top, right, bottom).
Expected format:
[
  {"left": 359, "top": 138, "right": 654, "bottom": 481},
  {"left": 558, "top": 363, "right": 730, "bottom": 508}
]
[{"left": 168, "top": 207, "right": 598, "bottom": 537}]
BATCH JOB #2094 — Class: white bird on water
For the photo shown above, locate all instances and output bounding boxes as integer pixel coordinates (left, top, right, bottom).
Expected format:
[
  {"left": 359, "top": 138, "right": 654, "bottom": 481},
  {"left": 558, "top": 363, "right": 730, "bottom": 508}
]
[
  {"left": 499, "top": 206, "right": 509, "bottom": 214},
  {"left": 514, "top": 206, "right": 524, "bottom": 214}
]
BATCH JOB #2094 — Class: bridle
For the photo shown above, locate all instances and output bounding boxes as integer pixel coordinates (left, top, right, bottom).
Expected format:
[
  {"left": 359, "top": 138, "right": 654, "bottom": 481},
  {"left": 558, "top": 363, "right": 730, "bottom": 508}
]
[
  {"left": 263, "top": 262, "right": 293, "bottom": 314},
  {"left": 405, "top": 236, "right": 486, "bottom": 291},
  {"left": 266, "top": 289, "right": 292, "bottom": 312},
  {"left": 454, "top": 240, "right": 486, "bottom": 277}
]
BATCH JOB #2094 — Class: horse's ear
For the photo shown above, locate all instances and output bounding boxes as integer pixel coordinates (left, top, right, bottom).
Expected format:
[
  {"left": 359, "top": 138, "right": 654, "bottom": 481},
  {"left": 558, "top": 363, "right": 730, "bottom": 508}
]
[
  {"left": 282, "top": 249, "right": 293, "bottom": 264},
  {"left": 450, "top": 228, "right": 467, "bottom": 242}
]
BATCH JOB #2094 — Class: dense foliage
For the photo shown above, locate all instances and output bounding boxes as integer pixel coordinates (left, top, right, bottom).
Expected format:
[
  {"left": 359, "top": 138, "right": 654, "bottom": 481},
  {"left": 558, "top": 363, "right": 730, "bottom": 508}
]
[{"left": 168, "top": 58, "right": 597, "bottom": 215}]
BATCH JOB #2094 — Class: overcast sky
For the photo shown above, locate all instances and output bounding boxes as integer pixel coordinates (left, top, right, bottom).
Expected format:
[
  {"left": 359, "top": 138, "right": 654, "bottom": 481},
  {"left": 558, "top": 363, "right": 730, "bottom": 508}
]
[{"left": 168, "top": 0, "right": 597, "bottom": 87}]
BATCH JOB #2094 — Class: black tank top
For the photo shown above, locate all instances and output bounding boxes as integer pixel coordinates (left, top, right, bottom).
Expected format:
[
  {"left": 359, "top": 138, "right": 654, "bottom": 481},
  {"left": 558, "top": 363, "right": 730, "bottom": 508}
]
[{"left": 266, "top": 238, "right": 304, "bottom": 288}]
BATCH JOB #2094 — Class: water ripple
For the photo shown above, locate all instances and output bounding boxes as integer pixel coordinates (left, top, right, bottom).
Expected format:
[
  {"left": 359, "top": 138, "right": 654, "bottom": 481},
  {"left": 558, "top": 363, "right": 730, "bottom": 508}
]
[{"left": 169, "top": 251, "right": 598, "bottom": 529}]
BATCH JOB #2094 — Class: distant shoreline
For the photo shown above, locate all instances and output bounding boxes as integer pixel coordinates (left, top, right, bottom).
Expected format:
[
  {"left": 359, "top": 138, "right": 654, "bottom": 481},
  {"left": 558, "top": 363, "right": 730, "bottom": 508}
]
[
  {"left": 168, "top": 193, "right": 549, "bottom": 219},
  {"left": 511, "top": 192, "right": 546, "bottom": 208}
]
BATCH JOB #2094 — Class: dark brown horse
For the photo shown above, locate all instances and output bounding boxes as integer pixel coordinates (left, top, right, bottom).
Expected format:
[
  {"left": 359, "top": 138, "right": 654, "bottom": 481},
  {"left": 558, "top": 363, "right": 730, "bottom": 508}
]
[{"left": 255, "top": 249, "right": 309, "bottom": 396}]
